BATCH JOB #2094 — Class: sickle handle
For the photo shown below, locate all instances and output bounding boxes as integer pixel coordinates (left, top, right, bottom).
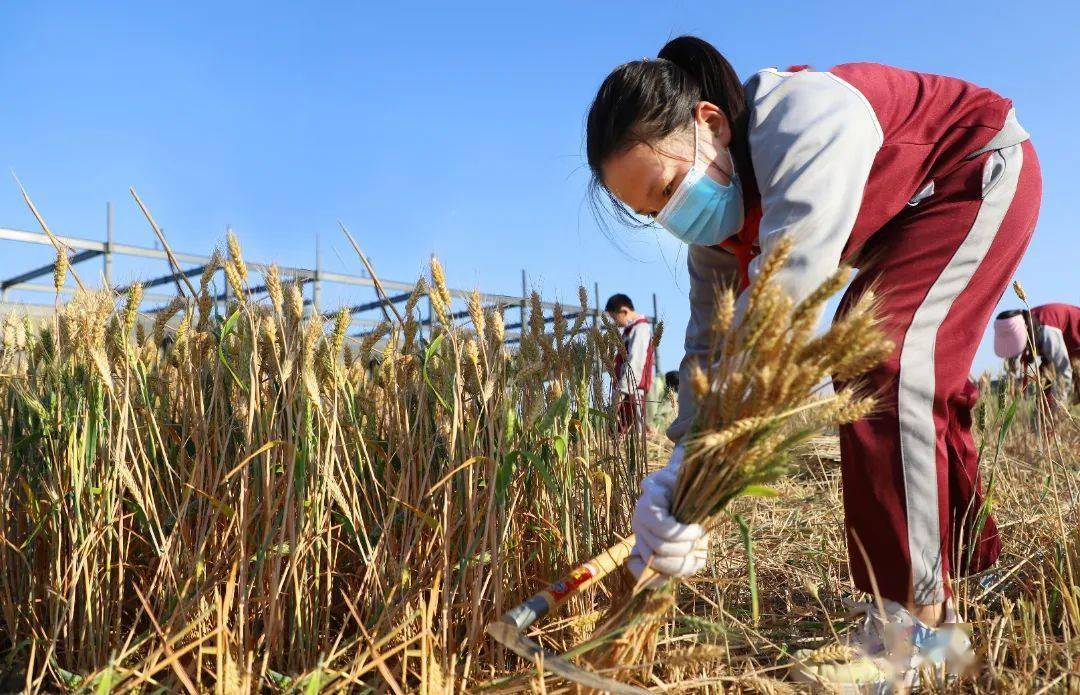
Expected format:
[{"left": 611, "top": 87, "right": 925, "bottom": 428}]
[{"left": 499, "top": 535, "right": 635, "bottom": 631}]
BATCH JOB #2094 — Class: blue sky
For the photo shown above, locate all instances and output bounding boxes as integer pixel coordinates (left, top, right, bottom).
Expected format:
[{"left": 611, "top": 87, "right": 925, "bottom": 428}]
[{"left": 0, "top": 1, "right": 1076, "bottom": 373}]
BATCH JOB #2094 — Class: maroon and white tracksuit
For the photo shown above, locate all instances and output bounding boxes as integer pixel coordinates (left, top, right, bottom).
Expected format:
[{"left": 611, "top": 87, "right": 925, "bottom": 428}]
[
  {"left": 668, "top": 63, "right": 1041, "bottom": 606},
  {"left": 1029, "top": 303, "right": 1080, "bottom": 401},
  {"left": 615, "top": 317, "right": 654, "bottom": 431}
]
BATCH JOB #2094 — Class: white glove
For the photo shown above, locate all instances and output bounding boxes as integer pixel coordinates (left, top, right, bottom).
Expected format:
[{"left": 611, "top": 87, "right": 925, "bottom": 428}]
[{"left": 628, "top": 445, "right": 708, "bottom": 586}]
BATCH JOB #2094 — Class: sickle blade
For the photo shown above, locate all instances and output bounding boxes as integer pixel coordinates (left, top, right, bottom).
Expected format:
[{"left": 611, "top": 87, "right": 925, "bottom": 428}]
[{"left": 486, "top": 621, "right": 651, "bottom": 695}]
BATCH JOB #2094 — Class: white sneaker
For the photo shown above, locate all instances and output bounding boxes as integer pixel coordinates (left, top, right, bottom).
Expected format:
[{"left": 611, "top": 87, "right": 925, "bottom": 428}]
[
  {"left": 790, "top": 599, "right": 974, "bottom": 692},
  {"left": 846, "top": 599, "right": 974, "bottom": 689},
  {"left": 789, "top": 643, "right": 887, "bottom": 693}
]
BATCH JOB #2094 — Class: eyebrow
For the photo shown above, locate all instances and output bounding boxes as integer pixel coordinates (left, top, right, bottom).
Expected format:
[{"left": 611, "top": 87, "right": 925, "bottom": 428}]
[{"left": 633, "top": 178, "right": 662, "bottom": 216}]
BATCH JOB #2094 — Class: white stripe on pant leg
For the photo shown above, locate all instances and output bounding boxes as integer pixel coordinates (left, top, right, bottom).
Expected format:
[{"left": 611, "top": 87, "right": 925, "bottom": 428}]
[{"left": 898, "top": 143, "right": 1024, "bottom": 605}]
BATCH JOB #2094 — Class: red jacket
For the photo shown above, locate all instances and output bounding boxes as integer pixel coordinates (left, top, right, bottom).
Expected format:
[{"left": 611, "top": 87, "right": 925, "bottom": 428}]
[
  {"left": 1030, "top": 303, "right": 1079, "bottom": 399},
  {"left": 670, "top": 62, "right": 1030, "bottom": 441},
  {"left": 1032, "top": 304, "right": 1080, "bottom": 360}
]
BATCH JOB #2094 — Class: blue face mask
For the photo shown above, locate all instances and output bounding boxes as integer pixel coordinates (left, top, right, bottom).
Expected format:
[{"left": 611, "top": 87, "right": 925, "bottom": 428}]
[{"left": 654, "top": 122, "right": 743, "bottom": 246}]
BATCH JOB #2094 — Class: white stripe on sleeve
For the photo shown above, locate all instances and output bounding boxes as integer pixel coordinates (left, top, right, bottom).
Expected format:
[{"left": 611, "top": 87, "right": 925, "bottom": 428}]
[{"left": 736, "top": 69, "right": 884, "bottom": 321}]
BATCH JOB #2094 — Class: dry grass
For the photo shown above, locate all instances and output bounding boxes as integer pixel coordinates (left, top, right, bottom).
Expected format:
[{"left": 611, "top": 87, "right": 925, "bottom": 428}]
[{"left": 1, "top": 224, "right": 1078, "bottom": 692}]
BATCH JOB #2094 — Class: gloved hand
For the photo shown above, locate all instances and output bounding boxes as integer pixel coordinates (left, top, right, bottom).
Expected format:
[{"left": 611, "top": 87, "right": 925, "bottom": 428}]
[{"left": 627, "top": 445, "right": 708, "bottom": 587}]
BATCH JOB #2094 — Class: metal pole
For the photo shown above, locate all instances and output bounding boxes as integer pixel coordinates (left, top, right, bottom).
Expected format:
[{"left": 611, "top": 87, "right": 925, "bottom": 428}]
[
  {"left": 217, "top": 268, "right": 224, "bottom": 314},
  {"left": 520, "top": 269, "right": 527, "bottom": 335},
  {"left": 104, "top": 202, "right": 113, "bottom": 287},
  {"left": 425, "top": 294, "right": 432, "bottom": 340},
  {"left": 222, "top": 272, "right": 229, "bottom": 311},
  {"left": 593, "top": 282, "right": 600, "bottom": 324},
  {"left": 313, "top": 233, "right": 322, "bottom": 314},
  {"left": 222, "top": 226, "right": 230, "bottom": 309},
  {"left": 652, "top": 292, "right": 661, "bottom": 374},
  {"left": 426, "top": 253, "right": 435, "bottom": 340}
]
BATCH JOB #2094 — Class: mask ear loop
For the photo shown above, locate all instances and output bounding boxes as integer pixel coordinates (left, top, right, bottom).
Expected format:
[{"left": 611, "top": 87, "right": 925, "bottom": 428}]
[
  {"left": 695, "top": 118, "right": 737, "bottom": 185},
  {"left": 692, "top": 120, "right": 702, "bottom": 170}
]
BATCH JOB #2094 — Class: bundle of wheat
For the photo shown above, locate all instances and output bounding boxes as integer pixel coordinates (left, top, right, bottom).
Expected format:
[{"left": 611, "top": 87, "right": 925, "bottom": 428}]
[{"left": 587, "top": 236, "right": 893, "bottom": 682}]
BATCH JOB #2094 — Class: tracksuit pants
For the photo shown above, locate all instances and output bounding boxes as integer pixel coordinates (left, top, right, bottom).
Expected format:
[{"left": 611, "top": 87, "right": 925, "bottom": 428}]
[{"left": 837, "top": 140, "right": 1042, "bottom": 606}]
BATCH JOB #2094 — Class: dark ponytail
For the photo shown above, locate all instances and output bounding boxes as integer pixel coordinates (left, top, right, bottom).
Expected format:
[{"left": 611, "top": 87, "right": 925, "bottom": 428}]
[
  {"left": 658, "top": 37, "right": 751, "bottom": 188},
  {"left": 585, "top": 35, "right": 752, "bottom": 228}
]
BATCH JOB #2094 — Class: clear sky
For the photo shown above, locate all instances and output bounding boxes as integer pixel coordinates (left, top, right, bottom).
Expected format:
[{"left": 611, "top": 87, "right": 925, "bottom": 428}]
[{"left": 0, "top": 1, "right": 1076, "bottom": 374}]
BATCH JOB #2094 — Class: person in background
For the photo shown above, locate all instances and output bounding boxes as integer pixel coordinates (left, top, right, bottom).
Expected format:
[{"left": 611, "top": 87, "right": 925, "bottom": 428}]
[
  {"left": 646, "top": 370, "right": 681, "bottom": 433},
  {"left": 585, "top": 34, "right": 1041, "bottom": 687},
  {"left": 664, "top": 369, "right": 680, "bottom": 407},
  {"left": 605, "top": 294, "right": 654, "bottom": 433},
  {"left": 994, "top": 303, "right": 1079, "bottom": 405}
]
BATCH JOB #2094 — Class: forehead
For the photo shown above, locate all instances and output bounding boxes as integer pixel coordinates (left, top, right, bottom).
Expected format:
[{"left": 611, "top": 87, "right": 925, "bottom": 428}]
[
  {"left": 600, "top": 132, "right": 691, "bottom": 211},
  {"left": 601, "top": 143, "right": 667, "bottom": 207}
]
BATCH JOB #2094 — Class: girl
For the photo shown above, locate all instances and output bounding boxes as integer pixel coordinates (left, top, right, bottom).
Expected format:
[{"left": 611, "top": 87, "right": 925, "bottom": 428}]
[
  {"left": 995, "top": 303, "right": 1079, "bottom": 404},
  {"left": 585, "top": 36, "right": 1041, "bottom": 681}
]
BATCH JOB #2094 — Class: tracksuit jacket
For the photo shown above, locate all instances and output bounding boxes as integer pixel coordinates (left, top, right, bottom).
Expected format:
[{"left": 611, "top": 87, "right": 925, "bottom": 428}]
[
  {"left": 1030, "top": 303, "right": 1080, "bottom": 400},
  {"left": 616, "top": 317, "right": 654, "bottom": 398},
  {"left": 614, "top": 317, "right": 654, "bottom": 432},
  {"left": 667, "top": 63, "right": 1041, "bottom": 605}
]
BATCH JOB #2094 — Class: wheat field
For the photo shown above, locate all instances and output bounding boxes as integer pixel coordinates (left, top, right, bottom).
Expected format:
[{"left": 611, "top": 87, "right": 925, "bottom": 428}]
[{"left": 1, "top": 232, "right": 1078, "bottom": 693}]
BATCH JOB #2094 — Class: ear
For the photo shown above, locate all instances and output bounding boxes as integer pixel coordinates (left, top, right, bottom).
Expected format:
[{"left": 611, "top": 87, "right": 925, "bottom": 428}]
[{"left": 693, "top": 101, "right": 732, "bottom": 148}]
